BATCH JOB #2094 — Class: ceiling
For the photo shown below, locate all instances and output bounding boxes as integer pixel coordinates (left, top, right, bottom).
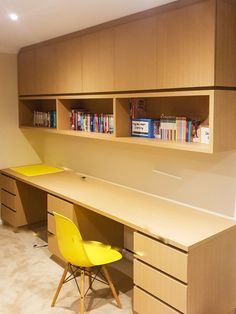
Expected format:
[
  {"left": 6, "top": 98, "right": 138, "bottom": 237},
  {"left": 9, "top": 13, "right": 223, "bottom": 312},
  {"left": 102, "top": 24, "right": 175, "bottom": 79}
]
[{"left": 0, "top": 0, "right": 176, "bottom": 54}]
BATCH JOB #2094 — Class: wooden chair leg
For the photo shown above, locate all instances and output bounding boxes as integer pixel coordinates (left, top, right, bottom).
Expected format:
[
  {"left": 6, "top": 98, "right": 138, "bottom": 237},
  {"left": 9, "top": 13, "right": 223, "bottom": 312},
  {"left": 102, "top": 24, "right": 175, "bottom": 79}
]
[
  {"left": 101, "top": 265, "right": 122, "bottom": 308},
  {"left": 51, "top": 262, "right": 69, "bottom": 307},
  {"left": 87, "top": 267, "right": 93, "bottom": 289},
  {"left": 80, "top": 268, "right": 85, "bottom": 314}
]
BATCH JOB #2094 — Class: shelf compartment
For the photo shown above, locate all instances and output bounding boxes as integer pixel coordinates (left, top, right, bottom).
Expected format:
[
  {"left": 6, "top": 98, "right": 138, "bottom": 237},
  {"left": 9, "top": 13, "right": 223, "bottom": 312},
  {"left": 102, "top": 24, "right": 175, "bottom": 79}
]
[
  {"left": 115, "top": 91, "right": 211, "bottom": 151},
  {"left": 57, "top": 97, "right": 114, "bottom": 134},
  {"left": 19, "top": 98, "right": 57, "bottom": 129}
]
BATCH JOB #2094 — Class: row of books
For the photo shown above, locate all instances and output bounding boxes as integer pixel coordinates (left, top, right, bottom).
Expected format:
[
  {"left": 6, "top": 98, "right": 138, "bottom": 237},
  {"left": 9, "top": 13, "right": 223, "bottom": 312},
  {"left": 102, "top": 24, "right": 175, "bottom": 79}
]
[
  {"left": 33, "top": 111, "right": 56, "bottom": 128},
  {"left": 154, "top": 116, "right": 194, "bottom": 142},
  {"left": 70, "top": 109, "right": 114, "bottom": 134},
  {"left": 131, "top": 116, "right": 208, "bottom": 143}
]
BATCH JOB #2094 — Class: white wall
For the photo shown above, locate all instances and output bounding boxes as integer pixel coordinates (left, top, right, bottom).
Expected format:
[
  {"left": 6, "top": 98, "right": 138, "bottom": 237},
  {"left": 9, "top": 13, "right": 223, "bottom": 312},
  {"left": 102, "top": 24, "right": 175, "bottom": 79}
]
[
  {"left": 22, "top": 131, "right": 236, "bottom": 218},
  {"left": 0, "top": 53, "right": 40, "bottom": 169}
]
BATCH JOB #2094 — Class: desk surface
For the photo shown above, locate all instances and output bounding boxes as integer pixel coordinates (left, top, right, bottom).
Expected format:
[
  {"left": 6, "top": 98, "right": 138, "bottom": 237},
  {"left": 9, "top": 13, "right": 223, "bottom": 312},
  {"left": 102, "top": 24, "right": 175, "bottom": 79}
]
[{"left": 1, "top": 167, "right": 235, "bottom": 251}]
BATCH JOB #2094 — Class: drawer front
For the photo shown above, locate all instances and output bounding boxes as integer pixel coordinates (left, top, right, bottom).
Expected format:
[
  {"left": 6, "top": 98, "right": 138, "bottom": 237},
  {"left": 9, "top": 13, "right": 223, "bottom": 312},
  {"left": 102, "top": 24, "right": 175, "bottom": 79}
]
[
  {"left": 134, "top": 259, "right": 187, "bottom": 313},
  {"left": 47, "top": 194, "right": 74, "bottom": 219},
  {"left": 1, "top": 190, "right": 15, "bottom": 210},
  {"left": 134, "top": 232, "right": 188, "bottom": 282},
  {"left": 134, "top": 286, "right": 180, "bottom": 314},
  {"left": 47, "top": 213, "right": 56, "bottom": 234},
  {"left": 1, "top": 175, "right": 16, "bottom": 194},
  {"left": 1, "top": 204, "right": 17, "bottom": 227},
  {"left": 48, "top": 233, "right": 64, "bottom": 261}
]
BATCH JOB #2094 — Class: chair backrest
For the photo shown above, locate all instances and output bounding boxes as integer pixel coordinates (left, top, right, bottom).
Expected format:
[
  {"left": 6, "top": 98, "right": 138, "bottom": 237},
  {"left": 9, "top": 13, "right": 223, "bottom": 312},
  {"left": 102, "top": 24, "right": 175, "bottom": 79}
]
[{"left": 53, "top": 212, "right": 92, "bottom": 267}]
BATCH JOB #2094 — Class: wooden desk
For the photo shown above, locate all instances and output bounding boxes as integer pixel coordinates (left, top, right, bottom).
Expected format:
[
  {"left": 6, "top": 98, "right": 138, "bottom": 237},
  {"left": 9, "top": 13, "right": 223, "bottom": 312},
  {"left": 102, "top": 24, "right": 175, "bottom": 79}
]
[{"left": 1, "top": 167, "right": 236, "bottom": 314}]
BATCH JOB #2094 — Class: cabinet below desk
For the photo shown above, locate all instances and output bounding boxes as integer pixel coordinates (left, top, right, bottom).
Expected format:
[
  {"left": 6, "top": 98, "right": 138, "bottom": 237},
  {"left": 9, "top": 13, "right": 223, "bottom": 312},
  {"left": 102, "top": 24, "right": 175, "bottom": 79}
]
[
  {"left": 0, "top": 174, "right": 47, "bottom": 227},
  {"left": 133, "top": 230, "right": 236, "bottom": 314}
]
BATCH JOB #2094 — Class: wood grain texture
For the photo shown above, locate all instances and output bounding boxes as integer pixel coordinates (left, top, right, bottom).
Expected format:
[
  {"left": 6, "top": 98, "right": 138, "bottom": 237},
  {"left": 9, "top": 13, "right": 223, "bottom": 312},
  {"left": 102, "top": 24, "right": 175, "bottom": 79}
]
[
  {"left": 187, "top": 227, "right": 236, "bottom": 313},
  {"left": 134, "top": 286, "right": 180, "bottom": 314},
  {"left": 215, "top": 0, "right": 236, "bottom": 86},
  {"left": 18, "top": 37, "right": 83, "bottom": 95},
  {"left": 213, "top": 90, "right": 236, "bottom": 151},
  {"left": 156, "top": 0, "right": 215, "bottom": 88},
  {"left": 1, "top": 175, "right": 47, "bottom": 227},
  {"left": 114, "top": 16, "right": 157, "bottom": 91},
  {"left": 134, "top": 259, "right": 187, "bottom": 312},
  {"left": 134, "top": 232, "right": 188, "bottom": 282},
  {"left": 2, "top": 169, "right": 235, "bottom": 252},
  {"left": 82, "top": 28, "right": 114, "bottom": 92}
]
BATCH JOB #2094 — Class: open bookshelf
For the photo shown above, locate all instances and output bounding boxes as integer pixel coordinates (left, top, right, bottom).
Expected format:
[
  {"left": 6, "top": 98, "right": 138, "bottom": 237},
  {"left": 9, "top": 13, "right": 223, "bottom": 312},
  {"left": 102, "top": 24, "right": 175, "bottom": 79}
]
[{"left": 19, "top": 89, "right": 236, "bottom": 153}]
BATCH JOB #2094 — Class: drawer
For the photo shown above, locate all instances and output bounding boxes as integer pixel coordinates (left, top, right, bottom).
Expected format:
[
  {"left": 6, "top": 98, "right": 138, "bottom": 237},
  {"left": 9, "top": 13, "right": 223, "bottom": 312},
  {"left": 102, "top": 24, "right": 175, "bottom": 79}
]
[
  {"left": 47, "top": 194, "right": 75, "bottom": 219},
  {"left": 134, "top": 286, "right": 180, "bottom": 314},
  {"left": 134, "top": 232, "right": 188, "bottom": 282},
  {"left": 1, "top": 175, "right": 16, "bottom": 194},
  {"left": 1, "top": 190, "right": 15, "bottom": 210},
  {"left": 1, "top": 204, "right": 17, "bottom": 227},
  {"left": 48, "top": 233, "right": 64, "bottom": 261},
  {"left": 47, "top": 213, "right": 56, "bottom": 234},
  {"left": 134, "top": 259, "right": 187, "bottom": 313}
]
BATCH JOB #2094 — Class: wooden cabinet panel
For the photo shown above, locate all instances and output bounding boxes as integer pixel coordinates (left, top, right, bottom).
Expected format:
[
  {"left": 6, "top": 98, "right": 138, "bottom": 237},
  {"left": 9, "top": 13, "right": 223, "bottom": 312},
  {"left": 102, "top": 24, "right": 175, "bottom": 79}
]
[
  {"left": 18, "top": 49, "right": 37, "bottom": 95},
  {"left": 156, "top": 0, "right": 215, "bottom": 88},
  {"left": 1, "top": 174, "right": 17, "bottom": 194},
  {"left": 215, "top": 0, "right": 236, "bottom": 87},
  {"left": 1, "top": 190, "right": 15, "bottom": 210},
  {"left": 47, "top": 213, "right": 56, "bottom": 234},
  {"left": 82, "top": 29, "right": 114, "bottom": 92},
  {"left": 48, "top": 233, "right": 65, "bottom": 260},
  {"left": 134, "top": 286, "right": 179, "bottom": 314},
  {"left": 1, "top": 204, "right": 17, "bottom": 227},
  {"left": 114, "top": 17, "right": 156, "bottom": 91},
  {"left": 47, "top": 194, "right": 75, "bottom": 219},
  {"left": 18, "top": 38, "right": 82, "bottom": 95},
  {"left": 134, "top": 259, "right": 187, "bottom": 313},
  {"left": 53, "top": 37, "right": 82, "bottom": 94},
  {"left": 134, "top": 232, "right": 188, "bottom": 282}
]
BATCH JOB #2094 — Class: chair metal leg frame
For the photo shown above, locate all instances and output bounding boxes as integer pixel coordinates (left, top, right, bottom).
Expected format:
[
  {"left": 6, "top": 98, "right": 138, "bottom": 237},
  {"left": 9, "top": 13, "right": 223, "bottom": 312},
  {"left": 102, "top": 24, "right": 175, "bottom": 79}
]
[{"left": 52, "top": 264, "right": 122, "bottom": 310}]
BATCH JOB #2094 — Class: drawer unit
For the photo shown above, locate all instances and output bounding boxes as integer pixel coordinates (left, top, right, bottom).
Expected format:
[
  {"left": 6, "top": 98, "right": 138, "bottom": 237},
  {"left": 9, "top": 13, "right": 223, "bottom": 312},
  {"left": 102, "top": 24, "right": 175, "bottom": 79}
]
[
  {"left": 48, "top": 232, "right": 64, "bottom": 261},
  {"left": 134, "top": 259, "right": 187, "bottom": 313},
  {"left": 47, "top": 194, "right": 75, "bottom": 220},
  {"left": 134, "top": 286, "right": 180, "bottom": 314},
  {"left": 1, "top": 189, "right": 15, "bottom": 210},
  {"left": 47, "top": 213, "right": 56, "bottom": 234},
  {"left": 134, "top": 232, "right": 188, "bottom": 282},
  {"left": 1, "top": 174, "right": 16, "bottom": 195},
  {"left": 1, "top": 204, "right": 17, "bottom": 227}
]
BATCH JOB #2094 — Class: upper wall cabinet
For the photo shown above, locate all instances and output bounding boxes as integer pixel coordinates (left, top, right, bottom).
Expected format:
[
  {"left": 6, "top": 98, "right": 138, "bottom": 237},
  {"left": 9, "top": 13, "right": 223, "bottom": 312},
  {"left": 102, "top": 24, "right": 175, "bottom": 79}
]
[
  {"left": 114, "top": 17, "right": 157, "bottom": 91},
  {"left": 156, "top": 0, "right": 215, "bottom": 89},
  {"left": 18, "top": 37, "right": 82, "bottom": 95},
  {"left": 82, "top": 29, "right": 114, "bottom": 92},
  {"left": 18, "top": 0, "right": 236, "bottom": 96},
  {"left": 215, "top": 0, "right": 236, "bottom": 87}
]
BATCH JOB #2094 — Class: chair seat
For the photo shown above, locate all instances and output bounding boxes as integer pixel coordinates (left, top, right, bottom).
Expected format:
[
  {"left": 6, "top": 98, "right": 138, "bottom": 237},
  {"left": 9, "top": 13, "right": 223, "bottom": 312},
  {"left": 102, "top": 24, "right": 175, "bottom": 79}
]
[{"left": 72, "top": 241, "right": 122, "bottom": 267}]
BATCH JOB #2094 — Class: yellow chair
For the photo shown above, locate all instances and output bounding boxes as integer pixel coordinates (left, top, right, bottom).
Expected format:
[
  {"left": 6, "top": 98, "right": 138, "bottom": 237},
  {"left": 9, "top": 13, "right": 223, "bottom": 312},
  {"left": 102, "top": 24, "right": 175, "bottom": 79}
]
[{"left": 51, "top": 212, "right": 122, "bottom": 313}]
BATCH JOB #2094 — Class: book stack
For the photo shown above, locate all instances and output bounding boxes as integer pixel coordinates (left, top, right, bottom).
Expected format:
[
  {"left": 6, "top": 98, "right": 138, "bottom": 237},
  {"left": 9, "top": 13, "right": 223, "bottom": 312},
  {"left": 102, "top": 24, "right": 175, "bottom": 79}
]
[
  {"left": 70, "top": 109, "right": 113, "bottom": 134},
  {"left": 155, "top": 116, "right": 192, "bottom": 142},
  {"left": 33, "top": 111, "right": 56, "bottom": 128}
]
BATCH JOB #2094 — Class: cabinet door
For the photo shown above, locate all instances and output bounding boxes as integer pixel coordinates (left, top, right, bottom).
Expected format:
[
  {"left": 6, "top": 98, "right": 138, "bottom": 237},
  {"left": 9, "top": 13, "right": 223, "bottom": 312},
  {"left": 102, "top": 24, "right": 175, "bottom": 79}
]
[
  {"left": 82, "top": 28, "right": 114, "bottom": 92},
  {"left": 18, "top": 48, "right": 37, "bottom": 95},
  {"left": 18, "top": 38, "right": 82, "bottom": 95},
  {"left": 114, "top": 17, "right": 156, "bottom": 91},
  {"left": 156, "top": 0, "right": 215, "bottom": 89}
]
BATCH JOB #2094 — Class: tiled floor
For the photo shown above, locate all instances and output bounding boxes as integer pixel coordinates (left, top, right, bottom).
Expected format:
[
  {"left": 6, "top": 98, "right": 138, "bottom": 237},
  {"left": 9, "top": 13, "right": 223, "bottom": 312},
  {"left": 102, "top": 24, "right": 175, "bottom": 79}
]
[{"left": 0, "top": 222, "right": 133, "bottom": 314}]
